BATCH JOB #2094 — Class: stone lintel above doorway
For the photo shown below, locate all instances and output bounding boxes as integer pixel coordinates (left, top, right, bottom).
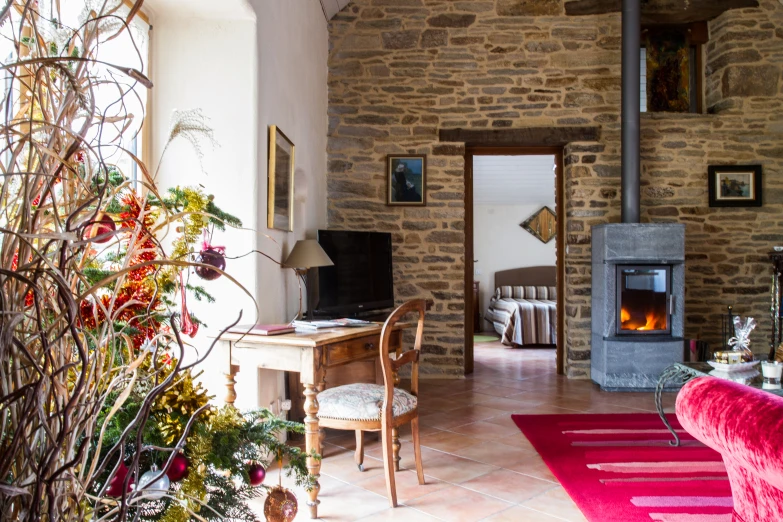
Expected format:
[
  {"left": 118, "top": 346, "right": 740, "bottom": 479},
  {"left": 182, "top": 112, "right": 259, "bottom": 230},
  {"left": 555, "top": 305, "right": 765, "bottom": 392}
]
[{"left": 438, "top": 126, "right": 601, "bottom": 148}]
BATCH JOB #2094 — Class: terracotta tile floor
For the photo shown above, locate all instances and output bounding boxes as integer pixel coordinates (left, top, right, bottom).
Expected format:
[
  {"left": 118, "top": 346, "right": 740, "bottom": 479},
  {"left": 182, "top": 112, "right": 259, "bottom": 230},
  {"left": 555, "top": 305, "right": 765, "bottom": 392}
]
[{"left": 252, "top": 340, "right": 677, "bottom": 521}]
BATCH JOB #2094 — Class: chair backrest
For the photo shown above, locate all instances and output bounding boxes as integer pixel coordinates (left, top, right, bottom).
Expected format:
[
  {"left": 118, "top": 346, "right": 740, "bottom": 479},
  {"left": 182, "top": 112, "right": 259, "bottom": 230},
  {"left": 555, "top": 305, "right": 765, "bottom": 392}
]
[{"left": 378, "top": 299, "right": 426, "bottom": 419}]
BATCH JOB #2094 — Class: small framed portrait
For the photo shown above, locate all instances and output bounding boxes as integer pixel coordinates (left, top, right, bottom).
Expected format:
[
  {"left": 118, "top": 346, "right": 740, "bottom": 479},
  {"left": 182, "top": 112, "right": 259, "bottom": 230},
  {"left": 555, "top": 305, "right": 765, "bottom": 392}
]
[
  {"left": 387, "top": 154, "right": 426, "bottom": 206},
  {"left": 708, "top": 165, "right": 762, "bottom": 208},
  {"left": 267, "top": 125, "right": 294, "bottom": 231}
]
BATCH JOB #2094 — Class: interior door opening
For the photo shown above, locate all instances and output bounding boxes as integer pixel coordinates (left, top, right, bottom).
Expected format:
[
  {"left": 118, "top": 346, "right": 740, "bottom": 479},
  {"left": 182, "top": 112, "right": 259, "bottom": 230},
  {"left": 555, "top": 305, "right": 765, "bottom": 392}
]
[{"left": 464, "top": 147, "right": 565, "bottom": 376}]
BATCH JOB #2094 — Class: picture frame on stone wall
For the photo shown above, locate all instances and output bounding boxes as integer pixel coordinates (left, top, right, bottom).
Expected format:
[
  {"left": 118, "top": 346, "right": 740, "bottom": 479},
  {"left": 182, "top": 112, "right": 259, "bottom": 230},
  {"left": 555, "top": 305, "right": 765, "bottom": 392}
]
[
  {"left": 267, "top": 125, "right": 295, "bottom": 231},
  {"left": 708, "top": 165, "right": 762, "bottom": 208},
  {"left": 387, "top": 154, "right": 427, "bottom": 206}
]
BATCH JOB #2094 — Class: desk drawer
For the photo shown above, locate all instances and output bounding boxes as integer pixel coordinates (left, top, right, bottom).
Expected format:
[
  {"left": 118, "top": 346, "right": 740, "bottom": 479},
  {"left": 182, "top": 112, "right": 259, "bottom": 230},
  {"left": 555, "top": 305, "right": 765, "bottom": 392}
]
[{"left": 326, "top": 331, "right": 401, "bottom": 366}]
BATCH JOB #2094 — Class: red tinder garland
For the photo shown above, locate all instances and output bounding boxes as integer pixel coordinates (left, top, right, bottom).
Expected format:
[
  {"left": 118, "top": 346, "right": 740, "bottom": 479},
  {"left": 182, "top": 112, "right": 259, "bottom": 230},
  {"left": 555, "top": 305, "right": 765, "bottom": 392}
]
[{"left": 79, "top": 193, "right": 167, "bottom": 349}]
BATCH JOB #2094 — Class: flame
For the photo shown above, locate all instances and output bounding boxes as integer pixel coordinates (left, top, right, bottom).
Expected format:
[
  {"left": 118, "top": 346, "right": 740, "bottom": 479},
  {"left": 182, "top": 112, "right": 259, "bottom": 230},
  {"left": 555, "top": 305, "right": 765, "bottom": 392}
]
[
  {"left": 621, "top": 307, "right": 666, "bottom": 331},
  {"left": 636, "top": 311, "right": 658, "bottom": 331}
]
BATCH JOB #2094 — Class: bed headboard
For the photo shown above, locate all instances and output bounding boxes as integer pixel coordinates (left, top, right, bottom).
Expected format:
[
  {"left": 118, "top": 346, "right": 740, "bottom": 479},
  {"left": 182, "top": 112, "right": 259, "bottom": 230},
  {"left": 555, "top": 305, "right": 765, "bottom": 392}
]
[{"left": 494, "top": 266, "right": 556, "bottom": 290}]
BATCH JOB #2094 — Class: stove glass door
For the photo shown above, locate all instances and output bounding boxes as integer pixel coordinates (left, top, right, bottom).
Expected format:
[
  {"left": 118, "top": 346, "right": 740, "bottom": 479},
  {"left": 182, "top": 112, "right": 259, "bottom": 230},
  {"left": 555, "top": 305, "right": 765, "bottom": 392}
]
[{"left": 617, "top": 266, "right": 671, "bottom": 334}]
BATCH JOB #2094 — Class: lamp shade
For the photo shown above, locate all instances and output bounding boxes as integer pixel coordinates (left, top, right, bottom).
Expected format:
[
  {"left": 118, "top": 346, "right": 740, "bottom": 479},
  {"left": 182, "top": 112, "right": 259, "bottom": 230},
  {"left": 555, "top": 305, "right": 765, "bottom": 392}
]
[{"left": 283, "top": 240, "right": 334, "bottom": 269}]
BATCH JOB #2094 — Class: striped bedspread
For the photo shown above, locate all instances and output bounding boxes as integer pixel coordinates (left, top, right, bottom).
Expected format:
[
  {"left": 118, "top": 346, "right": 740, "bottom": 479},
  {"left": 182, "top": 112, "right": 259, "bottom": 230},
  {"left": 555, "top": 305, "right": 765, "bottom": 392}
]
[{"left": 486, "top": 285, "right": 556, "bottom": 346}]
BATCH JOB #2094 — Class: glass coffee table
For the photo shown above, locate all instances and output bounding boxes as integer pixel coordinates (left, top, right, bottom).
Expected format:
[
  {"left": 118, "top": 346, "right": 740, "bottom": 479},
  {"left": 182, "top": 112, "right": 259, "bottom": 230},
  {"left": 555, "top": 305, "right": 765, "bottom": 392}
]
[{"left": 655, "top": 361, "right": 783, "bottom": 446}]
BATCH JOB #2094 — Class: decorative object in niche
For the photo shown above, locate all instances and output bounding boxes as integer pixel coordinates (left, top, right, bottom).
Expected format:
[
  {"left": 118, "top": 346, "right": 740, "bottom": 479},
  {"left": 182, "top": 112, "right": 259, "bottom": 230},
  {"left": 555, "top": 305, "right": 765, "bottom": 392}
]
[
  {"left": 520, "top": 206, "right": 556, "bottom": 244},
  {"left": 646, "top": 27, "right": 691, "bottom": 113},
  {"left": 708, "top": 165, "right": 762, "bottom": 208},
  {"left": 386, "top": 154, "right": 426, "bottom": 206},
  {"left": 268, "top": 125, "right": 295, "bottom": 231}
]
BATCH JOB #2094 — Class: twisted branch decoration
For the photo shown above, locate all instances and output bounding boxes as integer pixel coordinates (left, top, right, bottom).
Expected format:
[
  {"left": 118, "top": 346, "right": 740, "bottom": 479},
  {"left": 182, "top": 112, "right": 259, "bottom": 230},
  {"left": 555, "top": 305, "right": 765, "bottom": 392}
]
[{"left": 0, "top": 2, "right": 279, "bottom": 520}]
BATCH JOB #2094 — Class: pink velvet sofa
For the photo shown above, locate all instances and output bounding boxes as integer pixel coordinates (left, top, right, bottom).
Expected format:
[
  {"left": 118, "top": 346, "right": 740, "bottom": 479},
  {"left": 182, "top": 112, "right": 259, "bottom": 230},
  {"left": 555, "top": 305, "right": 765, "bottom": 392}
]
[{"left": 676, "top": 376, "right": 783, "bottom": 522}]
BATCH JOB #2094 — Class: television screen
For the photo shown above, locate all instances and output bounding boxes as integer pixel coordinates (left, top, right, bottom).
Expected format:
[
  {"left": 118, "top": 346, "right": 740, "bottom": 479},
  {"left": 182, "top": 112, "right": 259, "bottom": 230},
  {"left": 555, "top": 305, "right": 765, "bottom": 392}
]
[{"left": 315, "top": 230, "right": 394, "bottom": 316}]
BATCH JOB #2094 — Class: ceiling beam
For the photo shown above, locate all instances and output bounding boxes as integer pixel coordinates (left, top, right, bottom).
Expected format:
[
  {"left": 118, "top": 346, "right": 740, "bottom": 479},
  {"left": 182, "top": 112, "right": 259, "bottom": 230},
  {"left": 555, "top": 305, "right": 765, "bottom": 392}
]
[{"left": 564, "top": 0, "right": 759, "bottom": 24}]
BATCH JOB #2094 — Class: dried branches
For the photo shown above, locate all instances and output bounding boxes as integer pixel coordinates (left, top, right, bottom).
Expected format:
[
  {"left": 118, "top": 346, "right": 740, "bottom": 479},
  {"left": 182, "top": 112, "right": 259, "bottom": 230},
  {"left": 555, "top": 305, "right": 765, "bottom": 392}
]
[{"left": 0, "top": 2, "right": 286, "bottom": 520}]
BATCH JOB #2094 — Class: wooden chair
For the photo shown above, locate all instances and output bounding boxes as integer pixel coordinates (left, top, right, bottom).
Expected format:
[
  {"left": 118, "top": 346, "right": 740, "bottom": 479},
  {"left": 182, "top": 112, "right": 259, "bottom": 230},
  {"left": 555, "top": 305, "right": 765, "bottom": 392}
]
[{"left": 316, "top": 299, "right": 426, "bottom": 507}]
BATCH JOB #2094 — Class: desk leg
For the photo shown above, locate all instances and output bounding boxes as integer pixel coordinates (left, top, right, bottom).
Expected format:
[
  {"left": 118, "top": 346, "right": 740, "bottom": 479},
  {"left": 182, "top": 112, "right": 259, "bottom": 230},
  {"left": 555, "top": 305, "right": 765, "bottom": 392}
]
[
  {"left": 304, "top": 383, "right": 321, "bottom": 519},
  {"left": 317, "top": 378, "right": 326, "bottom": 448},
  {"left": 225, "top": 364, "right": 239, "bottom": 406}
]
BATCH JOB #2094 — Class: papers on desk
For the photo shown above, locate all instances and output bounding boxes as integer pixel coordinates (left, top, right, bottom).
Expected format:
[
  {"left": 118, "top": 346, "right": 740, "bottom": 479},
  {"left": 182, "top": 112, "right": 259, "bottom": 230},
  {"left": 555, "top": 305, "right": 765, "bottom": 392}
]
[
  {"left": 292, "top": 318, "right": 374, "bottom": 330},
  {"left": 228, "top": 324, "right": 295, "bottom": 336}
]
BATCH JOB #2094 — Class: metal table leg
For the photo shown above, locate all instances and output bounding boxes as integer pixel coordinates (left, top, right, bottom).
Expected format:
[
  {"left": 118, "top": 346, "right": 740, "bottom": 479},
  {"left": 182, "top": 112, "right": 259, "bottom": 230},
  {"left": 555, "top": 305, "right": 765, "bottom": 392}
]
[{"left": 655, "top": 364, "right": 701, "bottom": 447}]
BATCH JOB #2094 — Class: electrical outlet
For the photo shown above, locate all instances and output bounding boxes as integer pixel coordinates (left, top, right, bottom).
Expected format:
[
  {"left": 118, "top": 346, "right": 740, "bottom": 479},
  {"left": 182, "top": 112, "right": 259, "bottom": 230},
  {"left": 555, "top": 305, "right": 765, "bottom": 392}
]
[{"left": 475, "top": 268, "right": 482, "bottom": 276}]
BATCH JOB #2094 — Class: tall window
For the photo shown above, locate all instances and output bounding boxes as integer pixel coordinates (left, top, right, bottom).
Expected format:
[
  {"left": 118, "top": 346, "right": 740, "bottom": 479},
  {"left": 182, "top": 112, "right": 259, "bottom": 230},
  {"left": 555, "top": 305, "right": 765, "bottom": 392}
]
[{"left": 1, "top": 2, "right": 151, "bottom": 188}]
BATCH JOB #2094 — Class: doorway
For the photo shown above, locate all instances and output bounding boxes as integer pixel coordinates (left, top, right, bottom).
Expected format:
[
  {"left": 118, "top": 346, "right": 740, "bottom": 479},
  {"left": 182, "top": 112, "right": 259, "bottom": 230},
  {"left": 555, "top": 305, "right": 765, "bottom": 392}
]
[{"left": 464, "top": 147, "right": 566, "bottom": 375}]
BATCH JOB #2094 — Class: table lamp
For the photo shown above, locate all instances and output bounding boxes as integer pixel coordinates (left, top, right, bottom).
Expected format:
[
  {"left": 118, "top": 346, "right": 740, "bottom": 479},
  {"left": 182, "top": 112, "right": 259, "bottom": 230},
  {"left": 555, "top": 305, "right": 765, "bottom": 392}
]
[{"left": 283, "top": 239, "right": 334, "bottom": 321}]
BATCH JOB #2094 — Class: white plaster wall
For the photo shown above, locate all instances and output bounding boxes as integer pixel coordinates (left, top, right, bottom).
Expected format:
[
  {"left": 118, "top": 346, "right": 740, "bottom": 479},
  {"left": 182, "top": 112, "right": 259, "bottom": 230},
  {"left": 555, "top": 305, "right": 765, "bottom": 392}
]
[
  {"left": 149, "top": 0, "right": 328, "bottom": 411},
  {"left": 250, "top": 0, "right": 329, "bottom": 318},
  {"left": 473, "top": 204, "right": 556, "bottom": 331}
]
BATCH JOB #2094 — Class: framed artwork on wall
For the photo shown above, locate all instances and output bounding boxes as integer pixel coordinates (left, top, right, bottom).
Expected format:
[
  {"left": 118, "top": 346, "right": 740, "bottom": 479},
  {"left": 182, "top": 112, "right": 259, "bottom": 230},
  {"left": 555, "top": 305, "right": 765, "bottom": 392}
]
[
  {"left": 520, "top": 206, "right": 557, "bottom": 244},
  {"left": 267, "top": 125, "right": 295, "bottom": 231},
  {"left": 386, "top": 154, "right": 426, "bottom": 206},
  {"left": 708, "top": 165, "right": 762, "bottom": 208}
]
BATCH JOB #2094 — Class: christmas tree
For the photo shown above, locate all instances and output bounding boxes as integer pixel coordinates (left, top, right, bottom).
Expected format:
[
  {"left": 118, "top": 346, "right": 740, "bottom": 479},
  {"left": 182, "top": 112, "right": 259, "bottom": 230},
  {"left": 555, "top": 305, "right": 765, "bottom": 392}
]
[{"left": 0, "top": 2, "right": 313, "bottom": 520}]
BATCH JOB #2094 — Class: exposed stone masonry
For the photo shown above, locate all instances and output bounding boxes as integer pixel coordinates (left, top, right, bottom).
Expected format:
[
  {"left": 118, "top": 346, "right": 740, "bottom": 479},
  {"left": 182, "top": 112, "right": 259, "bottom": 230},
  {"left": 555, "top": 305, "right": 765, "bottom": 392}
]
[{"left": 326, "top": 0, "right": 783, "bottom": 378}]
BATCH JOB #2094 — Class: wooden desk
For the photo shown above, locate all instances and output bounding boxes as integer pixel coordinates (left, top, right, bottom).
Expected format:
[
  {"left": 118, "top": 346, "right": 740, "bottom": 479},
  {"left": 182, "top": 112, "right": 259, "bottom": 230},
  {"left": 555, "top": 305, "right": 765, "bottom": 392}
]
[{"left": 220, "top": 324, "right": 409, "bottom": 519}]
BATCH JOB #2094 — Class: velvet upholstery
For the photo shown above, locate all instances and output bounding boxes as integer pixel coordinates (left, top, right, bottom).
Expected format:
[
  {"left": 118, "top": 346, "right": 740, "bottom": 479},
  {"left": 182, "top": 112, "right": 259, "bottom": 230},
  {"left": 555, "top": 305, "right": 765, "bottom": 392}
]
[{"left": 676, "top": 376, "right": 783, "bottom": 522}]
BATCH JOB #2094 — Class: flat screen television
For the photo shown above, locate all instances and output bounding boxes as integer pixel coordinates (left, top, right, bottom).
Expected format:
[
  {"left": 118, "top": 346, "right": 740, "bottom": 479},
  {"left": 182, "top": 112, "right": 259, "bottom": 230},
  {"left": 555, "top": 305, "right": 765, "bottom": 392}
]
[{"left": 315, "top": 230, "right": 394, "bottom": 317}]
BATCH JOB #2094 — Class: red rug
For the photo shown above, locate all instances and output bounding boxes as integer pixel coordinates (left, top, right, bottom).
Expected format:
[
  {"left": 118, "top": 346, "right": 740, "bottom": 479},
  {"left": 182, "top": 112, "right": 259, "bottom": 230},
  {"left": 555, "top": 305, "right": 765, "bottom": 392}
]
[{"left": 512, "top": 413, "right": 733, "bottom": 522}]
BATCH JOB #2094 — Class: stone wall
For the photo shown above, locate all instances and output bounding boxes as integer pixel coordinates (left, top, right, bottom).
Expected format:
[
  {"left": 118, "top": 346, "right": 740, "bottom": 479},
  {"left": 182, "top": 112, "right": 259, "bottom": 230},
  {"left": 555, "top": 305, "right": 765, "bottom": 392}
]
[{"left": 326, "top": 0, "right": 783, "bottom": 378}]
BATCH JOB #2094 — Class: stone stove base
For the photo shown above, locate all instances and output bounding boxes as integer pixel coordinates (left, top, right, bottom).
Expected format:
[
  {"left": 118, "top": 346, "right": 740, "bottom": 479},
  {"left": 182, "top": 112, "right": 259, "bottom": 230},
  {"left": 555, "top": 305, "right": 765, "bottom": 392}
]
[{"left": 590, "top": 223, "right": 686, "bottom": 391}]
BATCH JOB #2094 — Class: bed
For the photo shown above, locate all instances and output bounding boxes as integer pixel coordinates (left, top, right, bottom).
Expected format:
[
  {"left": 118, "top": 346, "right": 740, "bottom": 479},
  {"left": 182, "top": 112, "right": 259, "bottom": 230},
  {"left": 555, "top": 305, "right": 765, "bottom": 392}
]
[{"left": 485, "top": 266, "right": 557, "bottom": 347}]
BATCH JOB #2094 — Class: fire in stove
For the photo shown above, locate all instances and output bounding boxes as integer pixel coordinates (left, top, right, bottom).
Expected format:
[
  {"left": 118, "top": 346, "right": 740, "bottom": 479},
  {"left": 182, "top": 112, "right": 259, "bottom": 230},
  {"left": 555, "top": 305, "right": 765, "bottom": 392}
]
[
  {"left": 617, "top": 266, "right": 671, "bottom": 335},
  {"left": 620, "top": 306, "right": 667, "bottom": 331}
]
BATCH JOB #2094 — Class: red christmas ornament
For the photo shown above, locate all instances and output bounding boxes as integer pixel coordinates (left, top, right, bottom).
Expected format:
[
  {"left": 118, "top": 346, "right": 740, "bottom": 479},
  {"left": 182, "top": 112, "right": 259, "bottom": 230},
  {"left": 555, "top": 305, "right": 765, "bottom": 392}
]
[
  {"left": 248, "top": 462, "right": 266, "bottom": 486},
  {"left": 84, "top": 212, "right": 116, "bottom": 243},
  {"left": 166, "top": 453, "right": 189, "bottom": 483},
  {"left": 195, "top": 230, "right": 226, "bottom": 281},
  {"left": 195, "top": 247, "right": 226, "bottom": 280},
  {"left": 105, "top": 462, "right": 133, "bottom": 497}
]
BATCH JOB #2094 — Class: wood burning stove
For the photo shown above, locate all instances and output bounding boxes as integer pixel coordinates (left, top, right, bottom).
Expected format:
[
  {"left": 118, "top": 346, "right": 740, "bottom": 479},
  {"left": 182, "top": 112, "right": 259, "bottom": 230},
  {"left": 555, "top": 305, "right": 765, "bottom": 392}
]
[
  {"left": 590, "top": 224, "right": 685, "bottom": 391},
  {"left": 616, "top": 266, "right": 672, "bottom": 336},
  {"left": 588, "top": 0, "right": 686, "bottom": 390}
]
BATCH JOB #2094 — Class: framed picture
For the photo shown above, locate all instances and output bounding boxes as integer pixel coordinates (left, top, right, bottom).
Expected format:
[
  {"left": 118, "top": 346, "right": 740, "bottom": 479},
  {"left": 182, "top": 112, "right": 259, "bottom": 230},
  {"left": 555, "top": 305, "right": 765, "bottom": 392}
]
[
  {"left": 520, "top": 206, "right": 557, "bottom": 244},
  {"left": 708, "top": 165, "right": 762, "bottom": 208},
  {"left": 386, "top": 154, "right": 426, "bottom": 206},
  {"left": 267, "top": 125, "right": 294, "bottom": 231}
]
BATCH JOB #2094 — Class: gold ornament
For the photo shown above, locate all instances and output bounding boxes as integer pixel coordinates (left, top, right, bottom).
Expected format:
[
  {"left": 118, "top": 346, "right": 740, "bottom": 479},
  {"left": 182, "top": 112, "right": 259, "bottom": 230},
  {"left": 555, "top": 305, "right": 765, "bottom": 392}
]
[
  {"left": 157, "top": 185, "right": 212, "bottom": 286},
  {"left": 151, "top": 363, "right": 213, "bottom": 444},
  {"left": 263, "top": 486, "right": 298, "bottom": 522},
  {"left": 264, "top": 449, "right": 298, "bottom": 522}
]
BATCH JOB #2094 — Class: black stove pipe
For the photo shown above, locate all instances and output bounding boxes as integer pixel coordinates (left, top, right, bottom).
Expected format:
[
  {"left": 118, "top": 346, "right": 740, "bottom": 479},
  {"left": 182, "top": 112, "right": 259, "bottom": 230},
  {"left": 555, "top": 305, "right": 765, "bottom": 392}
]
[{"left": 621, "top": 0, "right": 641, "bottom": 224}]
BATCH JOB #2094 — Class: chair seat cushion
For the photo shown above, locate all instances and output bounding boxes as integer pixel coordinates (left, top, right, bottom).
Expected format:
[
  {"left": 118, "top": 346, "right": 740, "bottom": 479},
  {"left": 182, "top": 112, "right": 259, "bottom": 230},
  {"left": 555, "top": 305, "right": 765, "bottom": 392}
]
[{"left": 317, "top": 383, "right": 418, "bottom": 421}]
